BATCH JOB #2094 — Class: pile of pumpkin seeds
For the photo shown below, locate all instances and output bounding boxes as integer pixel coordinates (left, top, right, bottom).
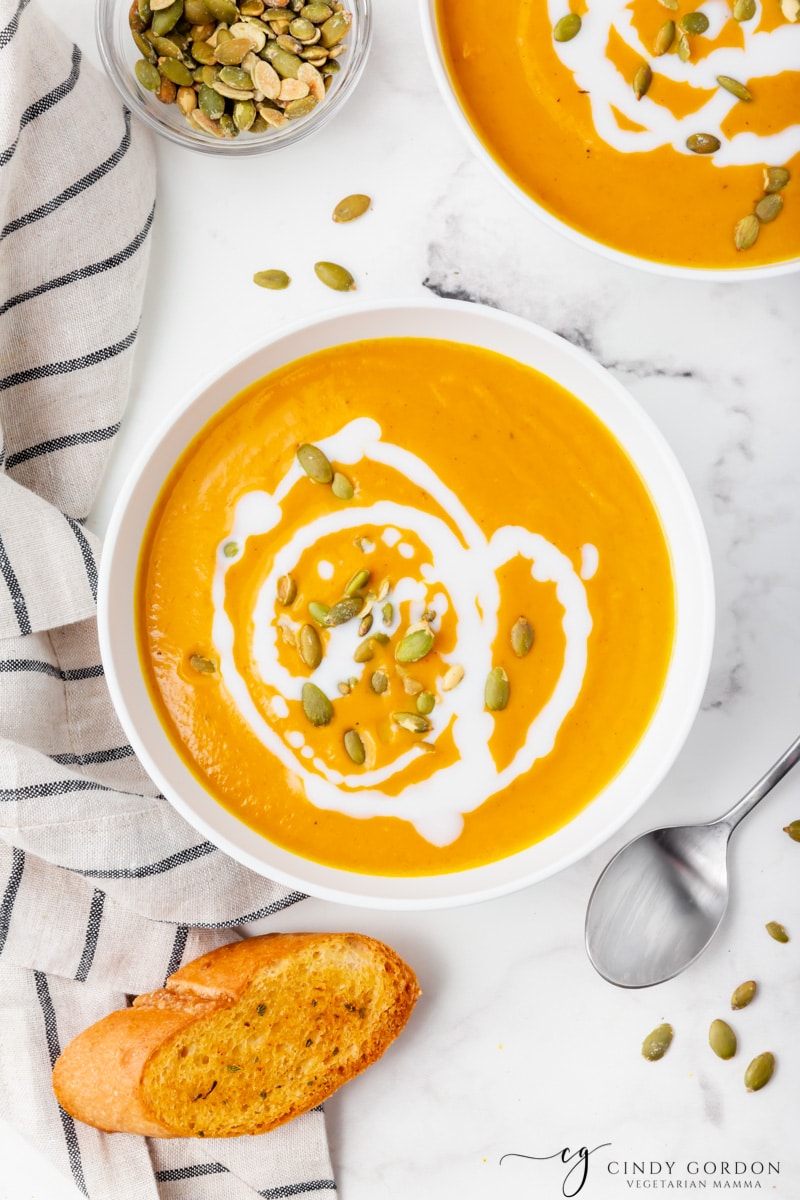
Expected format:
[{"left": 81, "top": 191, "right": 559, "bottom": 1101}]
[
  {"left": 129, "top": 0, "right": 353, "bottom": 139},
  {"left": 734, "top": 167, "right": 791, "bottom": 252}
]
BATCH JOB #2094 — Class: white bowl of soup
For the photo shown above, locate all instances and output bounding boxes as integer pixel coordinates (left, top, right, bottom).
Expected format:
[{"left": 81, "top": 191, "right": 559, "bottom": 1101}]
[
  {"left": 420, "top": 0, "right": 799, "bottom": 277},
  {"left": 99, "top": 299, "right": 714, "bottom": 908}
]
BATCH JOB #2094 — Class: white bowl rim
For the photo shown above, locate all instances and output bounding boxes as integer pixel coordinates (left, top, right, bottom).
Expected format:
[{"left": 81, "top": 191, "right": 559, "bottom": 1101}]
[
  {"left": 98, "top": 297, "right": 715, "bottom": 909},
  {"left": 417, "top": 0, "right": 799, "bottom": 283}
]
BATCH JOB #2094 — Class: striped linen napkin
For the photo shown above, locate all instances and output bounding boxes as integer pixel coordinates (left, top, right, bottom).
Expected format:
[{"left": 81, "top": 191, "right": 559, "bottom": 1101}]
[{"left": 0, "top": 3, "right": 336, "bottom": 1197}]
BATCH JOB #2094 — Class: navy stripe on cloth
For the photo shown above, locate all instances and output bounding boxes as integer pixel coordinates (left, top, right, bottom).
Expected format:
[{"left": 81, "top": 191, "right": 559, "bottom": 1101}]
[
  {"left": 72, "top": 842, "right": 218, "bottom": 881},
  {"left": 193, "top": 891, "right": 307, "bottom": 928},
  {"left": 74, "top": 889, "right": 104, "bottom": 982},
  {"left": 65, "top": 515, "right": 98, "bottom": 603},
  {"left": 51, "top": 745, "right": 134, "bottom": 767},
  {"left": 0, "top": 0, "right": 33, "bottom": 49},
  {"left": 0, "top": 107, "right": 132, "bottom": 243},
  {"left": 34, "top": 971, "right": 89, "bottom": 1196},
  {"left": 6, "top": 422, "right": 120, "bottom": 469},
  {"left": 0, "top": 846, "right": 25, "bottom": 955},
  {"left": 0, "top": 201, "right": 154, "bottom": 318},
  {"left": 155, "top": 1164, "right": 229, "bottom": 1182},
  {"left": 0, "top": 659, "right": 103, "bottom": 680},
  {"left": 258, "top": 1182, "right": 337, "bottom": 1198},
  {"left": 0, "top": 532, "right": 31, "bottom": 635},
  {"left": 164, "top": 924, "right": 189, "bottom": 983},
  {"left": 0, "top": 327, "right": 137, "bottom": 393},
  {"left": 0, "top": 44, "right": 81, "bottom": 168},
  {"left": 0, "top": 779, "right": 108, "bottom": 802}
]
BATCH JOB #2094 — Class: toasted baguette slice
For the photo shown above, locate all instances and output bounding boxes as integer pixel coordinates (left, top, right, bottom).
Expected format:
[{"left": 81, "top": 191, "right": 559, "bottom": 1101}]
[{"left": 52, "top": 932, "right": 420, "bottom": 1138}]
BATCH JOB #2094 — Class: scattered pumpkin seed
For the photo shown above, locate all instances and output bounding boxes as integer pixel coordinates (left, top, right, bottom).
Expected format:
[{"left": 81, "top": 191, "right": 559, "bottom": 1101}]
[
  {"left": 657, "top": 0, "right": 678, "bottom": 8},
  {"left": 343, "top": 728, "right": 366, "bottom": 765},
  {"left": 370, "top": 668, "right": 389, "bottom": 694},
  {"left": 511, "top": 616, "right": 534, "bottom": 657},
  {"left": 392, "top": 711, "right": 431, "bottom": 734},
  {"left": 189, "top": 654, "right": 217, "bottom": 675},
  {"left": 314, "top": 260, "right": 356, "bottom": 291},
  {"left": 337, "top": 680, "right": 350, "bottom": 695},
  {"left": 633, "top": 62, "right": 652, "bottom": 100},
  {"left": 332, "top": 472, "right": 354, "bottom": 500},
  {"left": 686, "top": 132, "right": 720, "bottom": 154},
  {"left": 733, "top": 0, "right": 755, "bottom": 17},
  {"left": 381, "top": 601, "right": 393, "bottom": 626},
  {"left": 744, "top": 1051, "right": 775, "bottom": 1092},
  {"left": 676, "top": 32, "right": 691, "bottom": 60},
  {"left": 135, "top": 58, "right": 163, "bottom": 91},
  {"left": 254, "top": 268, "right": 290, "bottom": 289},
  {"left": 781, "top": 0, "right": 799, "bottom": 19},
  {"left": 731, "top": 980, "right": 757, "bottom": 1010},
  {"left": 553, "top": 12, "right": 581, "bottom": 41},
  {"left": 326, "top": 596, "right": 363, "bottom": 626},
  {"left": 223, "top": 540, "right": 239, "bottom": 557},
  {"left": 353, "top": 638, "right": 375, "bottom": 664},
  {"left": 277, "top": 574, "right": 297, "bottom": 605},
  {"left": 151, "top": 0, "right": 184, "bottom": 35},
  {"left": 654, "top": 19, "right": 675, "bottom": 54},
  {"left": 301, "top": 681, "right": 333, "bottom": 726},
  {"left": 345, "top": 569, "right": 370, "bottom": 596},
  {"left": 641, "top": 1023, "right": 673, "bottom": 1061},
  {"left": 308, "top": 601, "right": 330, "bottom": 626},
  {"left": 332, "top": 193, "right": 371, "bottom": 223},
  {"left": 765, "top": 920, "right": 789, "bottom": 943},
  {"left": 783, "top": 819, "right": 800, "bottom": 841},
  {"left": 402, "top": 676, "right": 423, "bottom": 696},
  {"left": 709, "top": 1019, "right": 737, "bottom": 1060},
  {"left": 285, "top": 95, "right": 318, "bottom": 119},
  {"left": 485, "top": 666, "right": 509, "bottom": 712},
  {"left": 763, "top": 166, "right": 790, "bottom": 193},
  {"left": 320, "top": 10, "right": 350, "bottom": 45},
  {"left": 416, "top": 692, "right": 435, "bottom": 716},
  {"left": 358, "top": 612, "right": 373, "bottom": 637},
  {"left": 199, "top": 82, "right": 226, "bottom": 118},
  {"left": 159, "top": 56, "right": 196, "bottom": 86},
  {"left": 297, "top": 442, "right": 333, "bottom": 484},
  {"left": 442, "top": 663, "right": 464, "bottom": 691},
  {"left": 755, "top": 193, "right": 783, "bottom": 222},
  {"left": 716, "top": 75, "right": 752, "bottom": 101},
  {"left": 396, "top": 628, "right": 434, "bottom": 664},
  {"left": 680, "top": 10, "right": 709, "bottom": 32},
  {"left": 298, "top": 623, "right": 323, "bottom": 669},
  {"left": 734, "top": 214, "right": 760, "bottom": 250}
]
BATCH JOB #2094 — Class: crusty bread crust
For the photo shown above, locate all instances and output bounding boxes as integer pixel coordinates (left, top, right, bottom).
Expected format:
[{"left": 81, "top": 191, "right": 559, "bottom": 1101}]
[{"left": 52, "top": 932, "right": 420, "bottom": 1138}]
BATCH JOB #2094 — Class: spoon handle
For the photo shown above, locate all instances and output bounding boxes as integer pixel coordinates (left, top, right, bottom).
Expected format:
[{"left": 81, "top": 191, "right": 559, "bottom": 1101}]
[{"left": 719, "top": 733, "right": 800, "bottom": 833}]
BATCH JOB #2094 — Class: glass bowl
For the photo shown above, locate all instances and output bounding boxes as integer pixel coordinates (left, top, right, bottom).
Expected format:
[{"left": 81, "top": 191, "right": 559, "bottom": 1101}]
[{"left": 96, "top": 0, "right": 371, "bottom": 156}]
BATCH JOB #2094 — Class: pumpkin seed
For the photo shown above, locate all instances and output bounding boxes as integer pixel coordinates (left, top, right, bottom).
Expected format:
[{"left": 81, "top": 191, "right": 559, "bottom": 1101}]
[
  {"left": 353, "top": 638, "right": 375, "bottom": 663},
  {"left": 676, "top": 32, "right": 691, "bottom": 60},
  {"left": 783, "top": 818, "right": 800, "bottom": 841},
  {"left": 218, "top": 65, "right": 253, "bottom": 88},
  {"left": 254, "top": 268, "right": 290, "bottom": 289},
  {"left": 381, "top": 601, "right": 393, "bottom": 626},
  {"left": 263, "top": 45, "right": 303, "bottom": 77},
  {"left": 189, "top": 653, "right": 217, "bottom": 675},
  {"left": 189, "top": 108, "right": 223, "bottom": 135},
  {"left": 657, "top": 0, "right": 678, "bottom": 8},
  {"left": 345, "top": 569, "right": 370, "bottom": 596},
  {"left": 511, "top": 616, "right": 534, "bottom": 657},
  {"left": 150, "top": 0, "right": 177, "bottom": 10},
  {"left": 744, "top": 1052, "right": 775, "bottom": 1092},
  {"left": 392, "top": 711, "right": 431, "bottom": 734},
  {"left": 755, "top": 193, "right": 783, "bottom": 222},
  {"left": 555, "top": 12, "right": 583, "bottom": 41},
  {"left": 132, "top": 28, "right": 157, "bottom": 59},
  {"left": 641, "top": 1023, "right": 673, "bottom": 1061},
  {"left": 151, "top": 0, "right": 184, "bottom": 35},
  {"left": 733, "top": 0, "right": 755, "bottom": 16},
  {"left": 332, "top": 193, "right": 371, "bottom": 223},
  {"left": 337, "top": 680, "right": 351, "bottom": 695},
  {"left": 314, "top": 260, "right": 355, "bottom": 291},
  {"left": 343, "top": 728, "right": 366, "bottom": 765},
  {"left": 320, "top": 9, "right": 350, "bottom": 45},
  {"left": 396, "top": 628, "right": 434, "bottom": 664},
  {"left": 229, "top": 20, "right": 267, "bottom": 49},
  {"left": 290, "top": 17, "right": 316, "bottom": 39},
  {"left": 371, "top": 631, "right": 390, "bottom": 646},
  {"left": 654, "top": 19, "right": 675, "bottom": 54},
  {"left": 185, "top": 0, "right": 212, "bottom": 16},
  {"left": 135, "top": 58, "right": 163, "bottom": 90},
  {"left": 734, "top": 214, "right": 759, "bottom": 250},
  {"left": 159, "top": 57, "right": 195, "bottom": 86},
  {"left": 297, "top": 442, "right": 333, "bottom": 483},
  {"left": 277, "top": 32, "right": 304, "bottom": 54},
  {"left": 358, "top": 612, "right": 374, "bottom": 637},
  {"left": 303, "top": 3, "right": 332, "bottom": 19},
  {"left": 765, "top": 920, "right": 789, "bottom": 942},
  {"left": 149, "top": 33, "right": 182, "bottom": 57},
  {"left": 633, "top": 62, "right": 652, "bottom": 100},
  {"left": 324, "top": 474, "right": 352, "bottom": 504},
  {"left": 402, "top": 676, "right": 423, "bottom": 696},
  {"left": 219, "top": 112, "right": 238, "bottom": 136},
  {"left": 199, "top": 82, "right": 226, "bottom": 117},
  {"left": 177, "top": 84, "right": 198, "bottom": 113},
  {"left": 680, "top": 10, "right": 709, "bottom": 32},
  {"left": 485, "top": 666, "right": 509, "bottom": 712},
  {"left": 301, "top": 681, "right": 332, "bottom": 726},
  {"left": 731, "top": 980, "right": 757, "bottom": 1010},
  {"left": 763, "top": 166, "right": 790, "bottom": 193},
  {"left": 277, "top": 574, "right": 297, "bottom": 605},
  {"left": 223, "top": 540, "right": 239, "bottom": 557},
  {"left": 205, "top": 0, "right": 238, "bottom": 19},
  {"left": 442, "top": 663, "right": 464, "bottom": 691},
  {"left": 686, "top": 132, "right": 720, "bottom": 154},
  {"left": 216, "top": 36, "right": 254, "bottom": 63},
  {"left": 716, "top": 75, "right": 752, "bottom": 101},
  {"left": 298, "top": 623, "right": 323, "bottom": 669},
  {"left": 308, "top": 601, "right": 330, "bottom": 626},
  {"left": 370, "top": 668, "right": 389, "bottom": 694},
  {"left": 325, "top": 596, "right": 362, "bottom": 626},
  {"left": 416, "top": 692, "right": 435, "bottom": 716},
  {"left": 709, "top": 1019, "right": 737, "bottom": 1060}
]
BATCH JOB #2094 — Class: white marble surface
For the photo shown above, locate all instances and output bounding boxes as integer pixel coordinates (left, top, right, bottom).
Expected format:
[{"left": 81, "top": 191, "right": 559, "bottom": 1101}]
[{"left": 3, "top": 1, "right": 800, "bottom": 1196}]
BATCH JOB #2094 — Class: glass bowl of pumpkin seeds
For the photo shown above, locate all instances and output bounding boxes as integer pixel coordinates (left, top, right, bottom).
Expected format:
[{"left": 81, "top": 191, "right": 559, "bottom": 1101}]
[{"left": 96, "top": 0, "right": 371, "bottom": 154}]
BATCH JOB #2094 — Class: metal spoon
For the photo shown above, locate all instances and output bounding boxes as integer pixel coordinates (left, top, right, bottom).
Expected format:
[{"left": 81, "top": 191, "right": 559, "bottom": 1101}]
[{"left": 585, "top": 734, "right": 800, "bottom": 988}]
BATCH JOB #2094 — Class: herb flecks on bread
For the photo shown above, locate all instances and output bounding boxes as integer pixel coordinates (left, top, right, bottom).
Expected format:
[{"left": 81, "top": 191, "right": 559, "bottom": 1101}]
[{"left": 52, "top": 932, "right": 420, "bottom": 1138}]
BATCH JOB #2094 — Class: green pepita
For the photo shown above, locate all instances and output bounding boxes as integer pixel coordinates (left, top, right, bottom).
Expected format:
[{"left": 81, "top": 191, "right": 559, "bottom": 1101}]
[
  {"left": 290, "top": 17, "right": 316, "bottom": 40},
  {"left": 345, "top": 569, "right": 370, "bottom": 596},
  {"left": 511, "top": 616, "right": 534, "bottom": 657},
  {"left": 184, "top": 0, "right": 213, "bottom": 17},
  {"left": 657, "top": 0, "right": 678, "bottom": 8},
  {"left": 308, "top": 601, "right": 330, "bottom": 626},
  {"left": 277, "top": 574, "right": 297, "bottom": 605},
  {"left": 680, "top": 10, "right": 709, "bottom": 32},
  {"left": 223, "top": 540, "right": 239, "bottom": 557},
  {"left": 709, "top": 1019, "right": 737, "bottom": 1060},
  {"left": 553, "top": 12, "right": 581, "bottom": 40},
  {"left": 392, "top": 711, "right": 431, "bottom": 734},
  {"left": 263, "top": 45, "right": 303, "bottom": 77},
  {"left": 332, "top": 193, "right": 371, "bottom": 223},
  {"left": 254, "top": 268, "right": 290, "bottom": 289},
  {"left": 686, "top": 132, "right": 720, "bottom": 154},
  {"left": 716, "top": 75, "right": 752, "bottom": 101},
  {"left": 215, "top": 37, "right": 253, "bottom": 64},
  {"left": 370, "top": 668, "right": 389, "bottom": 694},
  {"left": 744, "top": 1051, "right": 775, "bottom": 1092},
  {"left": 297, "top": 442, "right": 333, "bottom": 483},
  {"left": 395, "top": 628, "right": 434, "bottom": 664},
  {"left": 763, "top": 166, "right": 790, "bottom": 193},
  {"left": 371, "top": 631, "right": 390, "bottom": 646},
  {"left": 654, "top": 19, "right": 675, "bottom": 54},
  {"left": 353, "top": 638, "right": 375, "bottom": 663},
  {"left": 189, "top": 653, "right": 217, "bottom": 675},
  {"left": 159, "top": 57, "right": 195, "bottom": 86},
  {"left": 302, "top": 4, "right": 332, "bottom": 20},
  {"left": 149, "top": 34, "right": 182, "bottom": 57},
  {"left": 320, "top": 10, "right": 350, "bottom": 46},
  {"left": 485, "top": 666, "right": 509, "bottom": 712},
  {"left": 731, "top": 980, "right": 757, "bottom": 1010},
  {"left": 218, "top": 65, "right": 252, "bottom": 88},
  {"left": 135, "top": 58, "right": 163, "bottom": 90},
  {"left": 416, "top": 692, "right": 435, "bottom": 716},
  {"left": 783, "top": 818, "right": 800, "bottom": 841},
  {"left": 633, "top": 62, "right": 652, "bottom": 100},
  {"left": 676, "top": 32, "right": 691, "bottom": 60},
  {"left": 301, "top": 681, "right": 333, "bottom": 726},
  {"left": 191, "top": 38, "right": 217, "bottom": 63},
  {"left": 381, "top": 601, "right": 393, "bottom": 627},
  {"left": 199, "top": 82, "right": 226, "bottom": 118},
  {"left": 298, "top": 623, "right": 323, "bottom": 669},
  {"left": 151, "top": 0, "right": 184, "bottom": 36},
  {"left": 314, "top": 260, "right": 355, "bottom": 291},
  {"left": 325, "top": 597, "right": 363, "bottom": 626},
  {"left": 733, "top": 0, "right": 755, "bottom": 18},
  {"left": 358, "top": 612, "right": 374, "bottom": 637},
  {"left": 755, "top": 193, "right": 783, "bottom": 222},
  {"left": 205, "top": 0, "right": 238, "bottom": 20},
  {"left": 641, "top": 1023, "right": 673, "bottom": 1061},
  {"left": 765, "top": 920, "right": 789, "bottom": 943},
  {"left": 343, "top": 728, "right": 366, "bottom": 766},
  {"left": 734, "top": 213, "right": 760, "bottom": 250},
  {"left": 332, "top": 472, "right": 354, "bottom": 500}
]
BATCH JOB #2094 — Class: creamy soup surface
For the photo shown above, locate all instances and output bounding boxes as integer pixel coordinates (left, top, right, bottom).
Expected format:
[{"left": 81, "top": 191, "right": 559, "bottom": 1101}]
[
  {"left": 139, "top": 338, "right": 675, "bottom": 876},
  {"left": 436, "top": 0, "right": 799, "bottom": 269}
]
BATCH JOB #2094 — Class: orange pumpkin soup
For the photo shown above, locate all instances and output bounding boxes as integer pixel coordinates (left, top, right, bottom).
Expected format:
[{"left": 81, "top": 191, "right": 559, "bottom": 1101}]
[
  {"left": 138, "top": 338, "right": 675, "bottom": 876},
  {"left": 435, "top": 0, "right": 799, "bottom": 269}
]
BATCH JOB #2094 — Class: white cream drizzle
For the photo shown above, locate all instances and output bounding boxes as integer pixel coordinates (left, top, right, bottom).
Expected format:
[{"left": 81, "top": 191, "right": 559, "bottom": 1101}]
[
  {"left": 548, "top": 0, "right": 800, "bottom": 166},
  {"left": 211, "top": 419, "right": 597, "bottom": 847}
]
